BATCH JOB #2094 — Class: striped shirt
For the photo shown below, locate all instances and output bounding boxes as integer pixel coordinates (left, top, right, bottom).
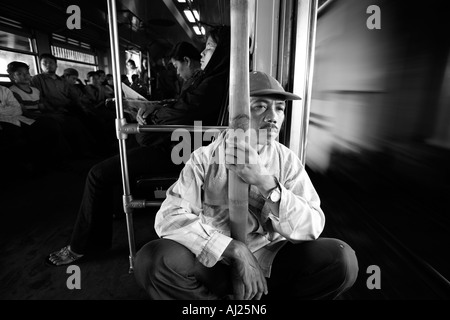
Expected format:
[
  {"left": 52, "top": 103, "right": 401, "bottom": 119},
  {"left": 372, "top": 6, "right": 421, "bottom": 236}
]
[
  {"left": 9, "top": 85, "right": 41, "bottom": 112},
  {"left": 0, "top": 85, "right": 35, "bottom": 126},
  {"left": 155, "top": 131, "right": 325, "bottom": 277}
]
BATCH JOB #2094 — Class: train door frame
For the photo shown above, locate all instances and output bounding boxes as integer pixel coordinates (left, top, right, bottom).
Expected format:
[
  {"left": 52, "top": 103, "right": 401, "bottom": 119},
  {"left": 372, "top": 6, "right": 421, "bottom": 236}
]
[{"left": 251, "top": 0, "right": 318, "bottom": 165}]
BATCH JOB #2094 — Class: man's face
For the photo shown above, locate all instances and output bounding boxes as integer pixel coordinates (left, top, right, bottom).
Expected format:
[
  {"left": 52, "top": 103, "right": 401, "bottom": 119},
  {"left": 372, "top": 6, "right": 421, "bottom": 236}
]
[
  {"left": 40, "top": 58, "right": 57, "bottom": 74},
  {"left": 98, "top": 73, "right": 106, "bottom": 82},
  {"left": 10, "top": 67, "right": 31, "bottom": 85},
  {"left": 64, "top": 74, "right": 78, "bottom": 85},
  {"left": 200, "top": 36, "right": 217, "bottom": 70},
  {"left": 249, "top": 96, "right": 286, "bottom": 145},
  {"left": 171, "top": 58, "right": 192, "bottom": 81},
  {"left": 90, "top": 74, "right": 100, "bottom": 85}
]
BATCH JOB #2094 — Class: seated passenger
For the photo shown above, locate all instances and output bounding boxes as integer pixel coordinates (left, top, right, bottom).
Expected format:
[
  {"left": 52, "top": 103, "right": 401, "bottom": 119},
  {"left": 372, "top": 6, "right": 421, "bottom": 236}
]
[
  {"left": 130, "top": 74, "right": 148, "bottom": 98},
  {"left": 139, "top": 58, "right": 150, "bottom": 92},
  {"left": 97, "top": 69, "right": 107, "bottom": 85},
  {"left": 84, "top": 71, "right": 108, "bottom": 108},
  {"left": 105, "top": 74, "right": 114, "bottom": 91},
  {"left": 31, "top": 54, "right": 89, "bottom": 116},
  {"left": 64, "top": 69, "right": 116, "bottom": 151},
  {"left": 133, "top": 71, "right": 359, "bottom": 300},
  {"left": 121, "top": 74, "right": 131, "bottom": 87},
  {"left": 30, "top": 54, "right": 99, "bottom": 157},
  {"left": 7, "top": 61, "right": 72, "bottom": 163},
  {"left": 62, "top": 68, "right": 91, "bottom": 108},
  {"left": 152, "top": 57, "right": 179, "bottom": 101},
  {"left": 0, "top": 84, "right": 64, "bottom": 172},
  {"left": 45, "top": 26, "right": 231, "bottom": 266},
  {"left": 7, "top": 62, "right": 42, "bottom": 119}
]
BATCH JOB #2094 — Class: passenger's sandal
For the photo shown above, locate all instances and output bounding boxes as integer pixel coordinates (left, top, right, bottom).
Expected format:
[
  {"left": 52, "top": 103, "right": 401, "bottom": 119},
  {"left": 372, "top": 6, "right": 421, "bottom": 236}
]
[{"left": 46, "top": 245, "right": 84, "bottom": 266}]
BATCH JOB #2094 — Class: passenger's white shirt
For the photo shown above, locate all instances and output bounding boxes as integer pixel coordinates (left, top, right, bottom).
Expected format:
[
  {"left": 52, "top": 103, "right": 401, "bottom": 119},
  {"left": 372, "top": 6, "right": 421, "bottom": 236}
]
[
  {"left": 0, "top": 85, "right": 35, "bottom": 126},
  {"left": 155, "top": 131, "right": 325, "bottom": 277}
]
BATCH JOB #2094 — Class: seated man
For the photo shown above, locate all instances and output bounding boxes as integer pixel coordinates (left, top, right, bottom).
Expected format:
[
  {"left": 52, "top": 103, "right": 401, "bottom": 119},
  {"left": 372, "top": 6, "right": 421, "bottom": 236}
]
[
  {"left": 7, "top": 61, "right": 71, "bottom": 164},
  {"left": 0, "top": 84, "right": 65, "bottom": 173},
  {"left": 134, "top": 71, "right": 359, "bottom": 300},
  {"left": 30, "top": 54, "right": 99, "bottom": 156}
]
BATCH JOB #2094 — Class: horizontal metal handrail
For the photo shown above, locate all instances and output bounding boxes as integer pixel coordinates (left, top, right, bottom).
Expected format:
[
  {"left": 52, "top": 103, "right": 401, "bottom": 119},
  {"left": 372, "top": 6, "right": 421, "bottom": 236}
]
[
  {"left": 137, "top": 124, "right": 228, "bottom": 133},
  {"left": 116, "top": 122, "right": 228, "bottom": 138}
]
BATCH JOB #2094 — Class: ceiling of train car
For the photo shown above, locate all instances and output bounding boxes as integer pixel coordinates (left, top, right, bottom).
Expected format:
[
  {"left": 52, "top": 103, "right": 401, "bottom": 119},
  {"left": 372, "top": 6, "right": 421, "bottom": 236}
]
[{"left": 2, "top": 0, "right": 229, "bottom": 59}]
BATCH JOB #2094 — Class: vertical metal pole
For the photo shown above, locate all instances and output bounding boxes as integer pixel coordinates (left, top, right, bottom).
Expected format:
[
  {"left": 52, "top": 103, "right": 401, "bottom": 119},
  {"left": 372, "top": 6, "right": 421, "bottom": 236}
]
[
  {"left": 107, "top": 0, "right": 136, "bottom": 273},
  {"left": 229, "top": 0, "right": 250, "bottom": 243},
  {"left": 290, "top": 0, "right": 318, "bottom": 165}
]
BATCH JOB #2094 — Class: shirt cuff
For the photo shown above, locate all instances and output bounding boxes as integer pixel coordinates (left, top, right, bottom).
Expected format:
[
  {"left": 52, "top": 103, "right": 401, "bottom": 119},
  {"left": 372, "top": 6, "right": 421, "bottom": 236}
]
[
  {"left": 276, "top": 182, "right": 292, "bottom": 230},
  {"left": 197, "top": 231, "right": 233, "bottom": 268}
]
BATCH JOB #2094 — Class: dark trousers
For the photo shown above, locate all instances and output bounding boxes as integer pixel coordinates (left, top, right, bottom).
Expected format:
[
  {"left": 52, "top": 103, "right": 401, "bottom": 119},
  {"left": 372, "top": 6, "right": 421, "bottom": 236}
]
[
  {"left": 0, "top": 118, "right": 71, "bottom": 169},
  {"left": 44, "top": 112, "right": 96, "bottom": 157},
  {"left": 134, "top": 238, "right": 359, "bottom": 300},
  {"left": 69, "top": 145, "right": 179, "bottom": 254}
]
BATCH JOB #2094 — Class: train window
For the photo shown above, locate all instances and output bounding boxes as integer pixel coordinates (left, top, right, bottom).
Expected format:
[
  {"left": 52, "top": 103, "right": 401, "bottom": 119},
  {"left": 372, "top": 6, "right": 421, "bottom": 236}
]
[
  {"left": 0, "top": 20, "right": 38, "bottom": 82},
  {"left": 0, "top": 30, "right": 33, "bottom": 52},
  {"left": 51, "top": 34, "right": 98, "bottom": 82}
]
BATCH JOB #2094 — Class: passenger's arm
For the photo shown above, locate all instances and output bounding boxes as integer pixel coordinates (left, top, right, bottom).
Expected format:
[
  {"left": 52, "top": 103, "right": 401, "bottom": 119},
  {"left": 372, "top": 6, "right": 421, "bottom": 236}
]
[
  {"left": 30, "top": 76, "right": 56, "bottom": 113},
  {"left": 268, "top": 151, "right": 325, "bottom": 241},
  {"left": 133, "top": 101, "right": 162, "bottom": 125},
  {"left": 0, "top": 88, "right": 22, "bottom": 117},
  {"left": 11, "top": 91, "right": 29, "bottom": 116},
  {"left": 67, "top": 84, "right": 93, "bottom": 115},
  {"left": 154, "top": 149, "right": 233, "bottom": 268},
  {"left": 152, "top": 73, "right": 227, "bottom": 125},
  {"left": 225, "top": 136, "right": 325, "bottom": 241}
]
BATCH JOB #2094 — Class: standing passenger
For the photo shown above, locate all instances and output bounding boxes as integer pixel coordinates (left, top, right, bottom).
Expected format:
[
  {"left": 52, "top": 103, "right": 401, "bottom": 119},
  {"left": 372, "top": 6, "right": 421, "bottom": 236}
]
[{"left": 126, "top": 59, "right": 140, "bottom": 84}]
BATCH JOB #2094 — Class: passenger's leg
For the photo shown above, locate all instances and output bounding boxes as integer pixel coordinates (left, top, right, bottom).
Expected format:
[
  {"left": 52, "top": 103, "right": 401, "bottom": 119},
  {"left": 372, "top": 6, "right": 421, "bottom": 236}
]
[
  {"left": 69, "top": 145, "right": 177, "bottom": 255},
  {"left": 44, "top": 113, "right": 92, "bottom": 157},
  {"left": 23, "top": 117, "right": 72, "bottom": 168},
  {"left": 134, "top": 239, "right": 233, "bottom": 300},
  {"left": 0, "top": 121, "right": 29, "bottom": 173},
  {"left": 265, "top": 238, "right": 358, "bottom": 300}
]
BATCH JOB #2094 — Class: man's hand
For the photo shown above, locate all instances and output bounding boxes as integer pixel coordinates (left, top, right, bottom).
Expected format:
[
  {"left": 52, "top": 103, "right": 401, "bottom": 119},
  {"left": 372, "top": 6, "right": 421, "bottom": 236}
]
[
  {"left": 124, "top": 100, "right": 160, "bottom": 125},
  {"left": 225, "top": 133, "right": 276, "bottom": 196},
  {"left": 223, "top": 240, "right": 268, "bottom": 300}
]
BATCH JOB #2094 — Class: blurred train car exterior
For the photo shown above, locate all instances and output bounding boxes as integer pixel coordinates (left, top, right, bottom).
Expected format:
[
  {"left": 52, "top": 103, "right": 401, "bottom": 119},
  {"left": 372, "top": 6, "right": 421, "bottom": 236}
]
[{"left": 310, "top": 0, "right": 450, "bottom": 193}]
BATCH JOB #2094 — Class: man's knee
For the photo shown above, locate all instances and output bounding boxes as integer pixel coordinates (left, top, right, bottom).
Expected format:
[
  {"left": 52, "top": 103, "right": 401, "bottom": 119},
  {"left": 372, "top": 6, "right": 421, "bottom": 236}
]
[
  {"left": 134, "top": 239, "right": 197, "bottom": 286},
  {"left": 320, "top": 238, "right": 359, "bottom": 292},
  {"left": 86, "top": 162, "right": 103, "bottom": 185},
  {"left": 87, "top": 157, "right": 118, "bottom": 186}
]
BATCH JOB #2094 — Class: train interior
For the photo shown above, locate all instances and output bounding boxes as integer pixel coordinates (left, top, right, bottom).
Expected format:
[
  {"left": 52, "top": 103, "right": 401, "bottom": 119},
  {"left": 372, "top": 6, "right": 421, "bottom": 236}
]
[{"left": 1, "top": 0, "right": 449, "bottom": 300}]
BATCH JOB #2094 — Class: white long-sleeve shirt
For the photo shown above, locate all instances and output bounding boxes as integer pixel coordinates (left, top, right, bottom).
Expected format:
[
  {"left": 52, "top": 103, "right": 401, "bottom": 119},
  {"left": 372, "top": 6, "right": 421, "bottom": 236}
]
[{"left": 155, "top": 131, "right": 325, "bottom": 277}]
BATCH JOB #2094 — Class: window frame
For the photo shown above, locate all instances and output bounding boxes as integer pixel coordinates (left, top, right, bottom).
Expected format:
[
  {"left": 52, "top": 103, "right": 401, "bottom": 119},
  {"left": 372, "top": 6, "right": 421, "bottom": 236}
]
[{"left": 0, "top": 21, "right": 38, "bottom": 82}]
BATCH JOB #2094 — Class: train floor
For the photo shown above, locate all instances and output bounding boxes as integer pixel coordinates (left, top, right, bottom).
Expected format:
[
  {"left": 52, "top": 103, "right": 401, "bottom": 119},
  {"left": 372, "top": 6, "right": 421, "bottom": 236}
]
[{"left": 0, "top": 155, "right": 449, "bottom": 300}]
